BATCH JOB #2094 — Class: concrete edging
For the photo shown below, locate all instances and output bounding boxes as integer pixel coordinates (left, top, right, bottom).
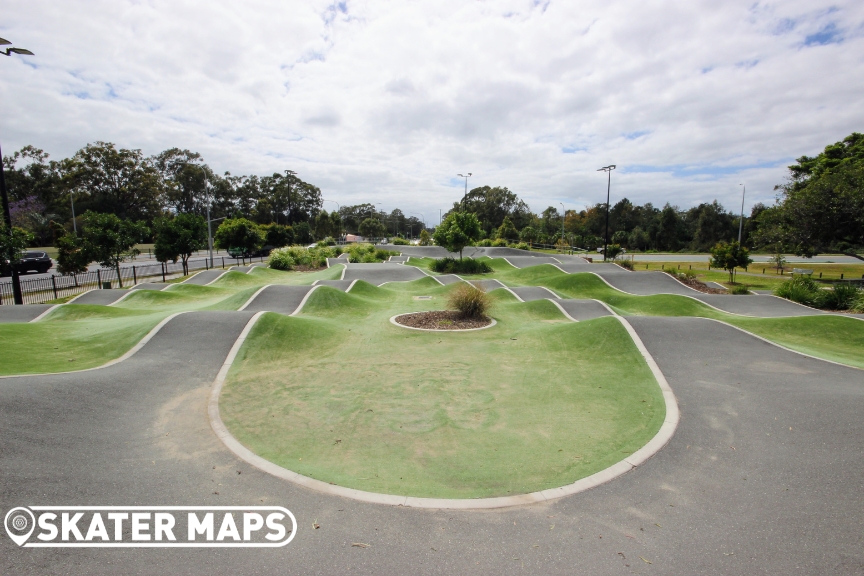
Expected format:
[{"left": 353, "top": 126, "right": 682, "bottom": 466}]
[
  {"left": 208, "top": 309, "right": 679, "bottom": 509},
  {"left": 388, "top": 313, "right": 497, "bottom": 332}
]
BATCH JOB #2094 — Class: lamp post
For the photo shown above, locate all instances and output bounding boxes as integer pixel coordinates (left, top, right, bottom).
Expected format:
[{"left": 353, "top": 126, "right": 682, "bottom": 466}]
[
  {"left": 457, "top": 173, "right": 472, "bottom": 211},
  {"left": 559, "top": 202, "right": 566, "bottom": 252},
  {"left": 323, "top": 199, "right": 342, "bottom": 241},
  {"left": 0, "top": 37, "right": 35, "bottom": 305},
  {"left": 737, "top": 184, "right": 746, "bottom": 244},
  {"left": 597, "top": 165, "right": 616, "bottom": 262}
]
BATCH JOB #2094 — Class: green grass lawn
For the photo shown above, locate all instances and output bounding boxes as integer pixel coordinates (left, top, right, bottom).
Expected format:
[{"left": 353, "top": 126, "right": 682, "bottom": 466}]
[{"left": 219, "top": 280, "right": 666, "bottom": 499}]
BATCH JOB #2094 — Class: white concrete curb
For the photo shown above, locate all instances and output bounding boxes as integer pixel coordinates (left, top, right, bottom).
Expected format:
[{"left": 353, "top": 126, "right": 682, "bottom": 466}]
[
  {"left": 209, "top": 309, "right": 678, "bottom": 509},
  {"left": 29, "top": 305, "right": 59, "bottom": 322},
  {"left": 389, "top": 313, "right": 497, "bottom": 332},
  {"left": 237, "top": 285, "right": 273, "bottom": 311},
  {"left": 289, "top": 285, "right": 321, "bottom": 316}
]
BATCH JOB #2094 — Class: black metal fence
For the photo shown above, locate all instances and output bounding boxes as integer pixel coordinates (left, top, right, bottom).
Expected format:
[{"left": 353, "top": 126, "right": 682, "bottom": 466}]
[{"left": 0, "top": 255, "right": 267, "bottom": 306}]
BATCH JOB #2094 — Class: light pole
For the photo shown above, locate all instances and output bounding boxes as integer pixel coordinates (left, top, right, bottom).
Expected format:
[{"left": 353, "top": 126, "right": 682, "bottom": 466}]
[
  {"left": 323, "top": 199, "right": 342, "bottom": 240},
  {"left": 597, "top": 165, "right": 616, "bottom": 261},
  {"left": 737, "top": 184, "right": 746, "bottom": 244},
  {"left": 0, "top": 37, "right": 35, "bottom": 305},
  {"left": 559, "top": 202, "right": 566, "bottom": 252},
  {"left": 457, "top": 173, "right": 472, "bottom": 211},
  {"left": 70, "top": 188, "right": 77, "bottom": 235}
]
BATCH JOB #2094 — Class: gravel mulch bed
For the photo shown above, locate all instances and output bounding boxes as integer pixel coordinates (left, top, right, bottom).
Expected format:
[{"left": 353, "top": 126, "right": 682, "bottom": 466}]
[
  {"left": 664, "top": 272, "right": 727, "bottom": 294},
  {"left": 394, "top": 310, "right": 493, "bottom": 330}
]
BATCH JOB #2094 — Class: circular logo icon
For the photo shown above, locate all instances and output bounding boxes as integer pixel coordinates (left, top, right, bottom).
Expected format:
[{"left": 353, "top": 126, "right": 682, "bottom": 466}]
[{"left": 4, "top": 507, "right": 35, "bottom": 546}]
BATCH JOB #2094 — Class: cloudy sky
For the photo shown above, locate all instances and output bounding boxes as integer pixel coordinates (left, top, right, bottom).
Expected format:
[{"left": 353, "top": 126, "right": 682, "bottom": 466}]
[{"left": 3, "top": 1, "right": 862, "bottom": 222}]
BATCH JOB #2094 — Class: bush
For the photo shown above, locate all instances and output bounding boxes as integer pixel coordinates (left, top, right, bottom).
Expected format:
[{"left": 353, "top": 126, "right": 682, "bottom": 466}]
[
  {"left": 269, "top": 245, "right": 339, "bottom": 269},
  {"left": 474, "top": 239, "right": 492, "bottom": 247},
  {"left": 729, "top": 284, "right": 750, "bottom": 295},
  {"left": 616, "top": 258, "right": 634, "bottom": 270},
  {"left": 268, "top": 247, "right": 297, "bottom": 270},
  {"left": 391, "top": 237, "right": 410, "bottom": 245},
  {"left": 774, "top": 276, "right": 821, "bottom": 307},
  {"left": 316, "top": 236, "right": 336, "bottom": 247},
  {"left": 430, "top": 257, "right": 493, "bottom": 274},
  {"left": 511, "top": 242, "right": 530, "bottom": 251},
  {"left": 447, "top": 283, "right": 492, "bottom": 319},
  {"left": 345, "top": 243, "right": 399, "bottom": 263},
  {"left": 490, "top": 238, "right": 508, "bottom": 247},
  {"left": 818, "top": 282, "right": 860, "bottom": 310},
  {"left": 851, "top": 292, "right": 864, "bottom": 313}
]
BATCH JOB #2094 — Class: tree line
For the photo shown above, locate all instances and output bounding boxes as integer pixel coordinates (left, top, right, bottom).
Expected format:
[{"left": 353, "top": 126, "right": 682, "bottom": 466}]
[{"left": 5, "top": 133, "right": 862, "bottom": 257}]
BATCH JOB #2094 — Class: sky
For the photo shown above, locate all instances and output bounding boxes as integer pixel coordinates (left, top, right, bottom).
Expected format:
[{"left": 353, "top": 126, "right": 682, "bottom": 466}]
[{"left": 2, "top": 0, "right": 863, "bottom": 224}]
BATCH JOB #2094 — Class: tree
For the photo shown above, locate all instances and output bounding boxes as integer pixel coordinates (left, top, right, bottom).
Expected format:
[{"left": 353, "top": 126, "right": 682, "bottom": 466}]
[
  {"left": 710, "top": 241, "right": 753, "bottom": 283},
  {"left": 358, "top": 217, "right": 386, "bottom": 239},
  {"left": 605, "top": 243, "right": 623, "bottom": 260},
  {"left": 432, "top": 212, "right": 482, "bottom": 259},
  {"left": 419, "top": 229, "right": 431, "bottom": 246},
  {"left": 329, "top": 211, "right": 343, "bottom": 238},
  {"left": 153, "top": 148, "right": 211, "bottom": 215},
  {"left": 497, "top": 216, "right": 519, "bottom": 242},
  {"left": 66, "top": 142, "right": 163, "bottom": 224},
  {"left": 519, "top": 225, "right": 537, "bottom": 244},
  {"left": 80, "top": 211, "right": 148, "bottom": 287},
  {"left": 0, "top": 223, "right": 34, "bottom": 276},
  {"left": 451, "top": 186, "right": 533, "bottom": 235},
  {"left": 262, "top": 223, "right": 294, "bottom": 248},
  {"left": 153, "top": 213, "right": 207, "bottom": 275},
  {"left": 314, "top": 209, "right": 332, "bottom": 240},
  {"left": 293, "top": 221, "right": 313, "bottom": 245},
  {"left": 214, "top": 218, "right": 264, "bottom": 263},
  {"left": 55, "top": 233, "right": 90, "bottom": 275}
]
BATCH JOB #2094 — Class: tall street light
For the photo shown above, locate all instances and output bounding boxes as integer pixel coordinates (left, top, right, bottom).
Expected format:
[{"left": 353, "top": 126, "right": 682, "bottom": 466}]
[
  {"left": 737, "top": 184, "right": 746, "bottom": 244},
  {"left": 559, "top": 202, "right": 566, "bottom": 252},
  {"left": 597, "top": 165, "right": 616, "bottom": 262},
  {"left": 0, "top": 37, "right": 35, "bottom": 305},
  {"left": 457, "top": 173, "right": 472, "bottom": 211}
]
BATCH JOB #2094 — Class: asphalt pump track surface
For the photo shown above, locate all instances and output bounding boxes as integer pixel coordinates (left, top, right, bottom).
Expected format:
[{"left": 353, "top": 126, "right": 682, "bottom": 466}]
[{"left": 1, "top": 252, "right": 863, "bottom": 574}]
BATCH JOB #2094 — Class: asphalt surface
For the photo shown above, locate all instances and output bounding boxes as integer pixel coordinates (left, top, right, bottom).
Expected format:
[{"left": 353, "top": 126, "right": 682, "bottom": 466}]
[
  {"left": 3, "top": 256, "right": 864, "bottom": 574},
  {"left": 239, "top": 285, "right": 317, "bottom": 315},
  {"left": 314, "top": 279, "right": 355, "bottom": 291},
  {"left": 688, "top": 294, "right": 827, "bottom": 317},
  {"left": 184, "top": 270, "right": 228, "bottom": 285},
  {"left": 2, "top": 311, "right": 862, "bottom": 574},
  {"left": 342, "top": 263, "right": 427, "bottom": 285},
  {"left": 0, "top": 304, "right": 54, "bottom": 323},
  {"left": 68, "top": 289, "right": 129, "bottom": 306},
  {"left": 507, "top": 286, "right": 560, "bottom": 302}
]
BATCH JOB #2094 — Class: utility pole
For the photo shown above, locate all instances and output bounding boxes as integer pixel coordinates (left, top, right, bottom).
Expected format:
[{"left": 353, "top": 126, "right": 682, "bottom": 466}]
[
  {"left": 0, "top": 37, "right": 35, "bottom": 304},
  {"left": 597, "top": 165, "right": 616, "bottom": 261}
]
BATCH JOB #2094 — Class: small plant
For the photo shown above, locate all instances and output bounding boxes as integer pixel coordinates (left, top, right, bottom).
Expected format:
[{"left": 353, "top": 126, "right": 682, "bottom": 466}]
[
  {"left": 615, "top": 258, "right": 634, "bottom": 270},
  {"left": 850, "top": 292, "right": 864, "bottom": 313},
  {"left": 491, "top": 238, "right": 508, "bottom": 247},
  {"left": 729, "top": 284, "right": 750, "bottom": 295},
  {"left": 430, "top": 257, "right": 493, "bottom": 274},
  {"left": 774, "top": 276, "right": 821, "bottom": 307},
  {"left": 511, "top": 242, "right": 530, "bottom": 251},
  {"left": 474, "top": 239, "right": 492, "bottom": 247},
  {"left": 391, "top": 237, "right": 410, "bottom": 245},
  {"left": 447, "top": 283, "right": 491, "bottom": 319},
  {"left": 818, "top": 282, "right": 861, "bottom": 310},
  {"left": 268, "top": 247, "right": 297, "bottom": 270},
  {"left": 345, "top": 243, "right": 399, "bottom": 263}
]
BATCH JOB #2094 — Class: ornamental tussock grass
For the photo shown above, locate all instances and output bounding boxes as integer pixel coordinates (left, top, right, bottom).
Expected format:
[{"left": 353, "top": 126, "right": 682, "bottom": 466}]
[{"left": 447, "top": 283, "right": 492, "bottom": 319}]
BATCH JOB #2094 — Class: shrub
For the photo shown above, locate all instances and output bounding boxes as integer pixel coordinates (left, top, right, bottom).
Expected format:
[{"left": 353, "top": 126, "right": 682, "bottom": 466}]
[
  {"left": 774, "top": 276, "right": 821, "bottom": 307},
  {"left": 851, "top": 292, "right": 864, "bottom": 313},
  {"left": 268, "top": 247, "right": 297, "bottom": 271},
  {"left": 391, "top": 237, "right": 410, "bottom": 245},
  {"left": 316, "top": 236, "right": 336, "bottom": 247},
  {"left": 729, "top": 284, "right": 750, "bottom": 295},
  {"left": 491, "top": 238, "right": 508, "bottom": 247},
  {"left": 511, "top": 242, "right": 530, "bottom": 251},
  {"left": 818, "top": 282, "right": 860, "bottom": 310},
  {"left": 474, "top": 239, "right": 492, "bottom": 247},
  {"left": 345, "top": 243, "right": 399, "bottom": 263},
  {"left": 447, "top": 283, "right": 492, "bottom": 319},
  {"left": 269, "top": 245, "right": 339, "bottom": 269},
  {"left": 616, "top": 258, "right": 634, "bottom": 270},
  {"left": 430, "top": 257, "right": 493, "bottom": 274}
]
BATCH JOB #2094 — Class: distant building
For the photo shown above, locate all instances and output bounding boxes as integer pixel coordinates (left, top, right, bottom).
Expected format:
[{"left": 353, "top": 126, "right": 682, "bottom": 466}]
[{"left": 345, "top": 234, "right": 367, "bottom": 243}]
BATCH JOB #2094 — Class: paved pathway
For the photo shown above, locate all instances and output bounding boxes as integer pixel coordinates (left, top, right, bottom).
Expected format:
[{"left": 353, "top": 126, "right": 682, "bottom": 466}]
[
  {"left": 239, "top": 285, "right": 316, "bottom": 315},
  {"left": 342, "top": 263, "right": 427, "bottom": 285},
  {"left": 0, "top": 304, "right": 54, "bottom": 323}
]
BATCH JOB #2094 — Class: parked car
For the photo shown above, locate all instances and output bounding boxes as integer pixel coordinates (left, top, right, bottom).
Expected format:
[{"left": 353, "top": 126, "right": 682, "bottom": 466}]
[
  {"left": 227, "top": 246, "right": 272, "bottom": 259},
  {"left": 1, "top": 251, "right": 53, "bottom": 276}
]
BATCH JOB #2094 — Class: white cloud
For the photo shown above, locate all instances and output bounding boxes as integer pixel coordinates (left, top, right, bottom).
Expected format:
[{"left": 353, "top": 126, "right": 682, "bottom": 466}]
[{"left": 2, "top": 0, "right": 863, "bottom": 222}]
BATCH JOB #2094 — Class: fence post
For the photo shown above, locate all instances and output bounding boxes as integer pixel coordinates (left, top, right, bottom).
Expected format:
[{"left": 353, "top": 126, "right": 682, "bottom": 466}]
[
  {"left": 97, "top": 269, "right": 102, "bottom": 288},
  {"left": 51, "top": 275, "right": 58, "bottom": 300},
  {"left": 222, "top": 257, "right": 225, "bottom": 269},
  {"left": 161, "top": 262, "right": 166, "bottom": 282},
  {"left": 133, "top": 265, "right": 137, "bottom": 285}
]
